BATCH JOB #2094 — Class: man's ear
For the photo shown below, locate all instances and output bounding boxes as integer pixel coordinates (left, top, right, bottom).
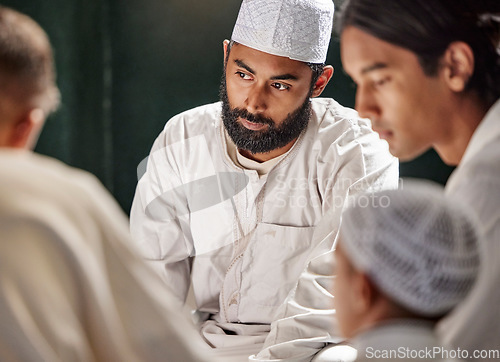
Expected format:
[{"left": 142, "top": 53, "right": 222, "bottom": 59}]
[
  {"left": 357, "top": 273, "right": 377, "bottom": 313},
  {"left": 223, "top": 39, "right": 230, "bottom": 64},
  {"left": 311, "top": 65, "right": 334, "bottom": 98},
  {"left": 8, "top": 108, "right": 45, "bottom": 149},
  {"left": 442, "top": 41, "right": 474, "bottom": 92}
]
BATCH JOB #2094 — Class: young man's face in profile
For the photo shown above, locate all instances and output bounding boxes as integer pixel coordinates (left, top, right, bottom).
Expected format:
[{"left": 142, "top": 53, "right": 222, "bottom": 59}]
[{"left": 341, "top": 26, "right": 452, "bottom": 162}]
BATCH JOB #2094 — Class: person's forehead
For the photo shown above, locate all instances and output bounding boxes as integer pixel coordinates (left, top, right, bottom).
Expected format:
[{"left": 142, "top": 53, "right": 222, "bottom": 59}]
[
  {"left": 340, "top": 26, "right": 418, "bottom": 78},
  {"left": 228, "top": 43, "right": 311, "bottom": 76}
]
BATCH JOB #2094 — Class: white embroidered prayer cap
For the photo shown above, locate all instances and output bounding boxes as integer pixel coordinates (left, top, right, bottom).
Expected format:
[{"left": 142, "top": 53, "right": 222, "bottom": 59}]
[
  {"left": 231, "top": 0, "right": 335, "bottom": 63},
  {"left": 339, "top": 180, "right": 480, "bottom": 317}
]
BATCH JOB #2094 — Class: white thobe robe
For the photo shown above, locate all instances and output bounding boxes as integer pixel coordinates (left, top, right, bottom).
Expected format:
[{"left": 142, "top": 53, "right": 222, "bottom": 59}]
[{"left": 131, "top": 98, "right": 398, "bottom": 358}]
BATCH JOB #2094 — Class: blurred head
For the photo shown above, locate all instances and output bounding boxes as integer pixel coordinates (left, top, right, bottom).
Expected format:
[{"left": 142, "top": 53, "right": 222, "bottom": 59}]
[
  {"left": 0, "top": 6, "right": 60, "bottom": 149},
  {"left": 338, "top": 0, "right": 500, "bottom": 163},
  {"left": 219, "top": 0, "right": 335, "bottom": 161},
  {"left": 333, "top": 181, "right": 480, "bottom": 339}
]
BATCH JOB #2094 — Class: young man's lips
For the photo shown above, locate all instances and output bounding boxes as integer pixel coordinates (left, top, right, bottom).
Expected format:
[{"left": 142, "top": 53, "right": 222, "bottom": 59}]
[
  {"left": 375, "top": 128, "right": 393, "bottom": 140},
  {"left": 239, "top": 117, "right": 268, "bottom": 131}
]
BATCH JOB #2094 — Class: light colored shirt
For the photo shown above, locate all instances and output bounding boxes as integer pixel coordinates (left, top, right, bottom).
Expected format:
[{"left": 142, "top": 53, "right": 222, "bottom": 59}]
[
  {"left": 0, "top": 150, "right": 210, "bottom": 362},
  {"left": 438, "top": 99, "right": 500, "bottom": 358},
  {"left": 131, "top": 98, "right": 398, "bottom": 358}
]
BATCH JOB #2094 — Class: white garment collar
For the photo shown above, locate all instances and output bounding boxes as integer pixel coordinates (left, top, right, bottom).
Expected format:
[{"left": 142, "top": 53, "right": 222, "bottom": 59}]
[
  {"left": 223, "top": 128, "right": 289, "bottom": 176},
  {"left": 459, "top": 98, "right": 500, "bottom": 167}
]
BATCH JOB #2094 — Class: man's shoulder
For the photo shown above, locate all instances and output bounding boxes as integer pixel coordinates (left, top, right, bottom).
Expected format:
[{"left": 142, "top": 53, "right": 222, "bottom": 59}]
[
  {"left": 0, "top": 151, "right": 122, "bottom": 220},
  {"left": 448, "top": 122, "right": 500, "bottom": 191},
  {"left": 308, "top": 98, "right": 377, "bottom": 145},
  {"left": 310, "top": 97, "right": 371, "bottom": 133},
  {"left": 300, "top": 98, "right": 397, "bottom": 178},
  {"left": 164, "top": 101, "right": 221, "bottom": 131},
  {"left": 311, "top": 97, "right": 359, "bottom": 118},
  {"left": 152, "top": 101, "right": 223, "bottom": 153},
  {"left": 0, "top": 150, "right": 94, "bottom": 186}
]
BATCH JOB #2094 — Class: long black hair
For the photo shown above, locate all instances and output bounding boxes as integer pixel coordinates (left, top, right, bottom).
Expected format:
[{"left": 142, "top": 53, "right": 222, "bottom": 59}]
[{"left": 337, "top": 0, "right": 500, "bottom": 107}]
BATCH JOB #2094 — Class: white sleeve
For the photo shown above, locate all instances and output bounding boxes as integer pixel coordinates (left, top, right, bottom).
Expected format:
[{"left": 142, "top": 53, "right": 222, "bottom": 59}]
[
  {"left": 251, "top": 135, "right": 399, "bottom": 362},
  {"left": 130, "top": 133, "right": 194, "bottom": 303}
]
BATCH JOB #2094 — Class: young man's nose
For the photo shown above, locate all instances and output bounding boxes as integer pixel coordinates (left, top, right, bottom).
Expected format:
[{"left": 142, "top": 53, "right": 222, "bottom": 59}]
[{"left": 355, "top": 86, "right": 381, "bottom": 120}]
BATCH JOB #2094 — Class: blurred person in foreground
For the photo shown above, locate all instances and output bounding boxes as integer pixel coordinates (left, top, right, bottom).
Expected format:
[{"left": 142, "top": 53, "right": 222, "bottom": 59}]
[
  {"left": 315, "top": 182, "right": 480, "bottom": 362},
  {"left": 0, "top": 6, "right": 210, "bottom": 361},
  {"left": 338, "top": 0, "right": 500, "bottom": 358},
  {"left": 131, "top": 0, "right": 397, "bottom": 359}
]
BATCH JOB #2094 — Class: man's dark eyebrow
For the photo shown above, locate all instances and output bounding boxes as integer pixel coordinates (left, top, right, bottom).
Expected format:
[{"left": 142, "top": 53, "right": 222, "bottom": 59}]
[
  {"left": 361, "top": 62, "right": 388, "bottom": 75},
  {"left": 234, "top": 59, "right": 299, "bottom": 81},
  {"left": 234, "top": 59, "right": 255, "bottom": 75},
  {"left": 271, "top": 73, "right": 298, "bottom": 81}
]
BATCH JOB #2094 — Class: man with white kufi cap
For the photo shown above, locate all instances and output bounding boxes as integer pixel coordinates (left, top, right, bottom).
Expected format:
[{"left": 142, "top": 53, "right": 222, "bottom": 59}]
[
  {"left": 130, "top": 0, "right": 398, "bottom": 359},
  {"left": 314, "top": 181, "right": 480, "bottom": 361}
]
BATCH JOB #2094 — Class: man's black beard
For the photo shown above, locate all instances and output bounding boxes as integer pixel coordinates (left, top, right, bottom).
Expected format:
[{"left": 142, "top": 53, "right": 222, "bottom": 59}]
[{"left": 219, "top": 74, "right": 312, "bottom": 155}]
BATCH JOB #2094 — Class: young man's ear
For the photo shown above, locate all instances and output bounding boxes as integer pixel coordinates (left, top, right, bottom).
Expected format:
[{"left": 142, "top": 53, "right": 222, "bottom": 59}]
[
  {"left": 8, "top": 108, "right": 45, "bottom": 149},
  {"left": 311, "top": 65, "right": 334, "bottom": 98},
  {"left": 223, "top": 39, "right": 230, "bottom": 64},
  {"left": 442, "top": 41, "right": 474, "bottom": 92}
]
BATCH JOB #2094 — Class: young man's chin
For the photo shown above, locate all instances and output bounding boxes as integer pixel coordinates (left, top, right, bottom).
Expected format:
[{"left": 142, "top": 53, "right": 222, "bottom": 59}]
[{"left": 395, "top": 146, "right": 432, "bottom": 163}]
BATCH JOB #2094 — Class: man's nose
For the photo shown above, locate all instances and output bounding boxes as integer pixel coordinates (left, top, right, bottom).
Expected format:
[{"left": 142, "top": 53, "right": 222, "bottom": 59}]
[
  {"left": 355, "top": 85, "right": 381, "bottom": 120},
  {"left": 245, "top": 83, "right": 268, "bottom": 114}
]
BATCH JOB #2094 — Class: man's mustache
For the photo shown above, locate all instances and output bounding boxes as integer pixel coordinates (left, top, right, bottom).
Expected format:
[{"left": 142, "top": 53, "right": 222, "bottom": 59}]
[{"left": 231, "top": 107, "right": 274, "bottom": 127}]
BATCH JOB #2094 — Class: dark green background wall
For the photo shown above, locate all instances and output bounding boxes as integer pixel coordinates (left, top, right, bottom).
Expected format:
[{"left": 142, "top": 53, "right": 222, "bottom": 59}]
[{"left": 4, "top": 0, "right": 454, "bottom": 213}]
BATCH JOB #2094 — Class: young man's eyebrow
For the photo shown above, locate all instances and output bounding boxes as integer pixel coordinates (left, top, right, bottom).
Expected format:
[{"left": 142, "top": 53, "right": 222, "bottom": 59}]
[
  {"left": 234, "top": 59, "right": 299, "bottom": 81},
  {"left": 361, "top": 62, "right": 388, "bottom": 75}
]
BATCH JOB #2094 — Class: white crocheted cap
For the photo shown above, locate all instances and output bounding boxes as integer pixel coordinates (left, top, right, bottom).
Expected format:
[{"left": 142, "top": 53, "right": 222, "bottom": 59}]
[
  {"left": 339, "top": 181, "right": 480, "bottom": 317},
  {"left": 231, "top": 0, "right": 335, "bottom": 63}
]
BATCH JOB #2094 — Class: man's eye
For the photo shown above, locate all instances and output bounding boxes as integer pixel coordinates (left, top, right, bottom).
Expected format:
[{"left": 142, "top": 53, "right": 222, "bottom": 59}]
[
  {"left": 373, "top": 77, "right": 390, "bottom": 88},
  {"left": 271, "top": 82, "right": 290, "bottom": 91},
  {"left": 236, "top": 71, "right": 252, "bottom": 80}
]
